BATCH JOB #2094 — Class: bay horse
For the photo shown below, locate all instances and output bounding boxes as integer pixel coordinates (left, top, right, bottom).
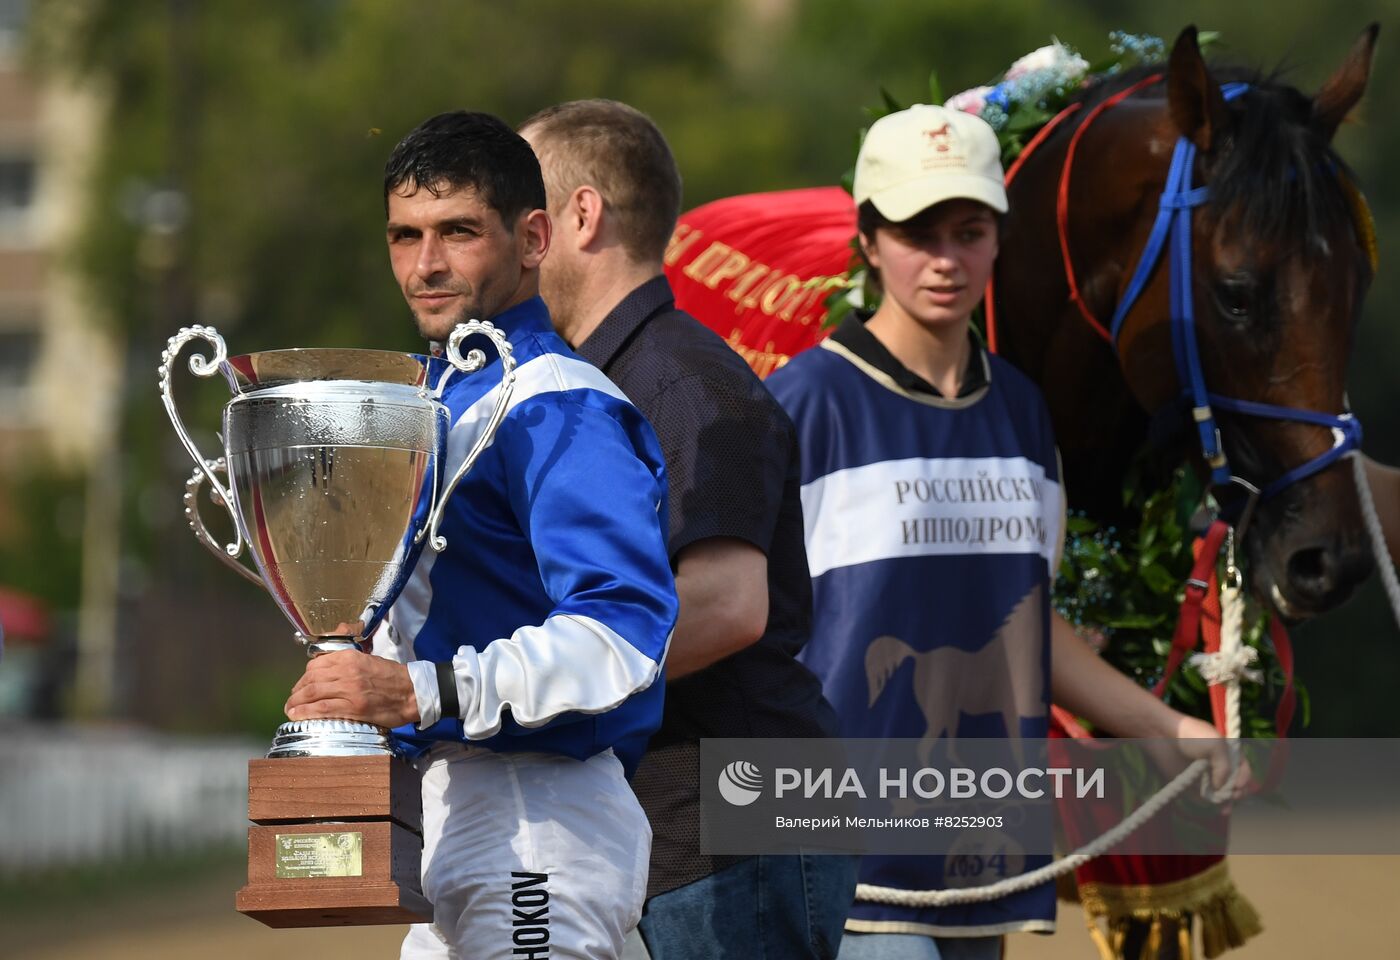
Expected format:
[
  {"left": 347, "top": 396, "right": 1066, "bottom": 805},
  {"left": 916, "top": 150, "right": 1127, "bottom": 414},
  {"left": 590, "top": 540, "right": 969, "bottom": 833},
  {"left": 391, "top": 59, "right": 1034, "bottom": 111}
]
[{"left": 991, "top": 25, "right": 1380, "bottom": 621}]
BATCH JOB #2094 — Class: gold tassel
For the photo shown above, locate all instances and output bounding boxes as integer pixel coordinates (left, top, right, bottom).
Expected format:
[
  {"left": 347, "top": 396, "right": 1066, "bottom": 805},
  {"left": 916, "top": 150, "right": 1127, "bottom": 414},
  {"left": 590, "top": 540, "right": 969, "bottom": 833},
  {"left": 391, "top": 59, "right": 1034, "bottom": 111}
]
[
  {"left": 1077, "top": 861, "right": 1262, "bottom": 959},
  {"left": 1110, "top": 918, "right": 1128, "bottom": 958},
  {"left": 1195, "top": 882, "right": 1262, "bottom": 959},
  {"left": 1145, "top": 916, "right": 1164, "bottom": 959},
  {"left": 1084, "top": 911, "right": 1117, "bottom": 960},
  {"left": 1178, "top": 914, "right": 1194, "bottom": 960}
]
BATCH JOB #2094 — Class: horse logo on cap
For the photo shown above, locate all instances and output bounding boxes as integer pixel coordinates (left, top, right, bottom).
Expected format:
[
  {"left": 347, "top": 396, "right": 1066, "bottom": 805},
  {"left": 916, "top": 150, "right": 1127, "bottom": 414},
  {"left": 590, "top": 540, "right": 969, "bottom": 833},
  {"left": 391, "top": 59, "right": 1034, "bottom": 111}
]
[{"left": 924, "top": 123, "right": 954, "bottom": 152}]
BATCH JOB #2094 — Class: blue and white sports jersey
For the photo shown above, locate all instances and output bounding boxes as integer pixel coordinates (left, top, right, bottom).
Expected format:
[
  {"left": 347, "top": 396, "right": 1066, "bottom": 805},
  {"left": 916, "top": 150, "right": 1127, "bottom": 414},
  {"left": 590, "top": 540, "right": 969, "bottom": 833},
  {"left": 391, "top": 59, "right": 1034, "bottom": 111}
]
[
  {"left": 375, "top": 296, "right": 677, "bottom": 775},
  {"left": 768, "top": 330, "right": 1062, "bottom": 936}
]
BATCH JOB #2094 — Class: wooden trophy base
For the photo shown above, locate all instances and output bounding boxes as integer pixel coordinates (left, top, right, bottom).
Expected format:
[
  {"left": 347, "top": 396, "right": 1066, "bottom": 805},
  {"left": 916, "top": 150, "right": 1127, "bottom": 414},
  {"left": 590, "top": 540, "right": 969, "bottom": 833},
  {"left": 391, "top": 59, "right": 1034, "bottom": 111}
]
[{"left": 236, "top": 754, "right": 432, "bottom": 927}]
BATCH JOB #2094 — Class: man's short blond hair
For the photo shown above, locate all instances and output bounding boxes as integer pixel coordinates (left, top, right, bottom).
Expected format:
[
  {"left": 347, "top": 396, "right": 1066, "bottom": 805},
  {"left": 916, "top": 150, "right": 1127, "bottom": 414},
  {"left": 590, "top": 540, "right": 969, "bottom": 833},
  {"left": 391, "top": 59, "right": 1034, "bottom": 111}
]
[{"left": 520, "top": 99, "right": 681, "bottom": 264}]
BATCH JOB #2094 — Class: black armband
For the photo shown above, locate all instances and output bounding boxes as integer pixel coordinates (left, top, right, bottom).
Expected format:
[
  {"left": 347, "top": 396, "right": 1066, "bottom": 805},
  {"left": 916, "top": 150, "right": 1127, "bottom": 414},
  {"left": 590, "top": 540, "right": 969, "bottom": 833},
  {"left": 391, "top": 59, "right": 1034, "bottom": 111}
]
[{"left": 435, "top": 661, "right": 460, "bottom": 720}]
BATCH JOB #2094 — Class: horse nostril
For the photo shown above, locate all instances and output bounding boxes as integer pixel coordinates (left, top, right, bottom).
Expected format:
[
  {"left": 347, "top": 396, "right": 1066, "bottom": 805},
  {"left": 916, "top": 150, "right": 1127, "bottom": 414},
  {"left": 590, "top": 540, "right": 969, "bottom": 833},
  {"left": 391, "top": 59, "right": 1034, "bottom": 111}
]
[
  {"left": 1286, "top": 546, "right": 1333, "bottom": 597},
  {"left": 1284, "top": 542, "right": 1372, "bottom": 609}
]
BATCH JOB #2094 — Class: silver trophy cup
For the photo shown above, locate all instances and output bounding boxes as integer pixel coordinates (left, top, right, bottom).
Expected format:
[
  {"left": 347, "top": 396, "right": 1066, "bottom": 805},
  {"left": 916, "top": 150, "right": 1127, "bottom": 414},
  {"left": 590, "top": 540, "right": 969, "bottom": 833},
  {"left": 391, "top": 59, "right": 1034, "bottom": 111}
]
[{"left": 158, "top": 321, "right": 515, "bottom": 758}]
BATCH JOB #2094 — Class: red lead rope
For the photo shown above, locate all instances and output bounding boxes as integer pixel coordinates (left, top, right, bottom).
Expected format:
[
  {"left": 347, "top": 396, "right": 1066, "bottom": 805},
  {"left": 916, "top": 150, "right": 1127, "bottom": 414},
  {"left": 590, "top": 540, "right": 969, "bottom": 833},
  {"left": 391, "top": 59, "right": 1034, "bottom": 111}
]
[
  {"left": 1267, "top": 617, "right": 1296, "bottom": 734},
  {"left": 1153, "top": 520, "right": 1231, "bottom": 701},
  {"left": 1151, "top": 519, "right": 1296, "bottom": 738},
  {"left": 1055, "top": 518, "right": 1297, "bottom": 747}
]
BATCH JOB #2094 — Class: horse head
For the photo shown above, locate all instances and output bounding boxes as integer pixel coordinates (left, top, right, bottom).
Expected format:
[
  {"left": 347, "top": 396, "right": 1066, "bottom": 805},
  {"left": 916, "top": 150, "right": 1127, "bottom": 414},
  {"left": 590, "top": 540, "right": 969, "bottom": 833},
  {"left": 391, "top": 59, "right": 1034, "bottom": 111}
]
[{"left": 997, "top": 25, "right": 1380, "bottom": 620}]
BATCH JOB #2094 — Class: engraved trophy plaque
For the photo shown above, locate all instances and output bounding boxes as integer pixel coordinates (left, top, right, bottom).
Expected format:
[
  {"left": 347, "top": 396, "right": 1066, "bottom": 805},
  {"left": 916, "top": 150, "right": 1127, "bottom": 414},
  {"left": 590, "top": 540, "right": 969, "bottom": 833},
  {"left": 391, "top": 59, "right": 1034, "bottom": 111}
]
[{"left": 158, "top": 321, "right": 514, "bottom": 926}]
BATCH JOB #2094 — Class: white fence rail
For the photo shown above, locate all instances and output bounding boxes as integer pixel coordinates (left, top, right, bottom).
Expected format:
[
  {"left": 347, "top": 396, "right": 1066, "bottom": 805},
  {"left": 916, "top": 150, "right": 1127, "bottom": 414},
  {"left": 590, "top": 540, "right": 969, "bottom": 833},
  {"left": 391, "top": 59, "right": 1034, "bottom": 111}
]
[{"left": 0, "top": 724, "right": 258, "bottom": 877}]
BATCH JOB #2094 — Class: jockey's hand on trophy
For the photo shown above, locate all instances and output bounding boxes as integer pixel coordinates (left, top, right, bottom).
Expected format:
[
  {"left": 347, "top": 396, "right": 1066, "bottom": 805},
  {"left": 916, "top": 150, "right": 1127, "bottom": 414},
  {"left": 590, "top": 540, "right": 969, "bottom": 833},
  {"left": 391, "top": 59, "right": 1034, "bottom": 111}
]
[{"left": 284, "top": 649, "right": 420, "bottom": 728}]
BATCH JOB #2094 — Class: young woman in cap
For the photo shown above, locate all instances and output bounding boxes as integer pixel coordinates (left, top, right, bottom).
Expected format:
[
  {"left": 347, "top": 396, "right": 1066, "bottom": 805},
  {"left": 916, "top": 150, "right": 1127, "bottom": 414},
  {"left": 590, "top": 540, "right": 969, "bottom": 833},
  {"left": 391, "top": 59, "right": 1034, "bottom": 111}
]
[{"left": 766, "top": 104, "right": 1230, "bottom": 960}]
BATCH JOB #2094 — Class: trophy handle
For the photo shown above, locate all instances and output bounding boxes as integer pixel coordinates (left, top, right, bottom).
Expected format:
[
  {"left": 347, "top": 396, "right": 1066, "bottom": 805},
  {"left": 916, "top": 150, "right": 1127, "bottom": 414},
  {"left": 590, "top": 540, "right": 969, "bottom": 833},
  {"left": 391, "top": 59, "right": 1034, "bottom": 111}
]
[
  {"left": 159, "top": 325, "right": 246, "bottom": 561},
  {"left": 184, "top": 461, "right": 267, "bottom": 589},
  {"left": 419, "top": 320, "right": 517, "bottom": 552}
]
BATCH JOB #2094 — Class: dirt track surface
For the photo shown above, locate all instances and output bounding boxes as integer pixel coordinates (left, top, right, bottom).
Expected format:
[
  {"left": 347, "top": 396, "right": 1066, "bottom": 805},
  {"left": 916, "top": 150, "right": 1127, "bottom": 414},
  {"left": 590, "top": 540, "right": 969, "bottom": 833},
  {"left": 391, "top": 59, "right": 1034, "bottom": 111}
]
[{"left": 7, "top": 856, "right": 1397, "bottom": 959}]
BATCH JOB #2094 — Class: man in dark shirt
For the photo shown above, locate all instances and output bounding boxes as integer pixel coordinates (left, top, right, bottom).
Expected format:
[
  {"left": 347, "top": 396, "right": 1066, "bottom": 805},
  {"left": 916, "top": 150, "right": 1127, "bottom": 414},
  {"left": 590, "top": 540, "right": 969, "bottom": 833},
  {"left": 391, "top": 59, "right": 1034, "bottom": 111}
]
[{"left": 521, "top": 100, "right": 856, "bottom": 959}]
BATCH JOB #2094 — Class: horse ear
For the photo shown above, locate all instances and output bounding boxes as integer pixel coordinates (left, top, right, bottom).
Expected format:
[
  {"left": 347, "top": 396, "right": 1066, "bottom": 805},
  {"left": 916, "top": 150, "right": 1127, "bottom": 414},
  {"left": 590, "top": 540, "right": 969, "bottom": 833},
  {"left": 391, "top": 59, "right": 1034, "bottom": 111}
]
[
  {"left": 1313, "top": 23, "right": 1380, "bottom": 142},
  {"left": 1167, "top": 26, "right": 1228, "bottom": 152}
]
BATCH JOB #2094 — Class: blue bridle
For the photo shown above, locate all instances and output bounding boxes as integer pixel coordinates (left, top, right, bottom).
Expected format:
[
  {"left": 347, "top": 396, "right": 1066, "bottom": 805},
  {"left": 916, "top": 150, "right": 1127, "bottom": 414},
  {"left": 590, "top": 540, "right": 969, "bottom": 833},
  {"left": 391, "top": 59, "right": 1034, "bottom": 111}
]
[{"left": 1105, "top": 82, "right": 1362, "bottom": 504}]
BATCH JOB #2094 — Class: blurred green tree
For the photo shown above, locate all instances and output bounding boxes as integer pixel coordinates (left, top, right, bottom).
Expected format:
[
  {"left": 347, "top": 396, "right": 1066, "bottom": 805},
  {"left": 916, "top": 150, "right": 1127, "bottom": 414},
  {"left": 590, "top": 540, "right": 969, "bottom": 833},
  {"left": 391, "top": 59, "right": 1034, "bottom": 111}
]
[{"left": 21, "top": 0, "right": 1400, "bottom": 732}]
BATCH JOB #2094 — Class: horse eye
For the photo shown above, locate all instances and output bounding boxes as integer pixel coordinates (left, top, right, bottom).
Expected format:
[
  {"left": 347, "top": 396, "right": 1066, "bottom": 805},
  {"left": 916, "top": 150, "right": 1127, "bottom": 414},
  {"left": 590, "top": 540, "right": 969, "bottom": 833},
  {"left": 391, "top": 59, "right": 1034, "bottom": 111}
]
[{"left": 1214, "top": 275, "right": 1256, "bottom": 323}]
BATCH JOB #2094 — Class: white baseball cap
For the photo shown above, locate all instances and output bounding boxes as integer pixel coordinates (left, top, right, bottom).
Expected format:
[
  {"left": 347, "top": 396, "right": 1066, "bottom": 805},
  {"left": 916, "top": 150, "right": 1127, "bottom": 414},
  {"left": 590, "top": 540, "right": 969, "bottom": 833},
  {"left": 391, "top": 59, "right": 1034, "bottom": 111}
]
[{"left": 854, "top": 104, "right": 1008, "bottom": 221}]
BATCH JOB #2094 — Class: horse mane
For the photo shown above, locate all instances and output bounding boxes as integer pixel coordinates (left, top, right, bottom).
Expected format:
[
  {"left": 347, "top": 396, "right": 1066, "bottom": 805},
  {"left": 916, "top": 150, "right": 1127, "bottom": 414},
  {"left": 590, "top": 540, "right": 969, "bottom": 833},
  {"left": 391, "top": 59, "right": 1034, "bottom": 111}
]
[{"left": 1064, "top": 61, "right": 1358, "bottom": 259}]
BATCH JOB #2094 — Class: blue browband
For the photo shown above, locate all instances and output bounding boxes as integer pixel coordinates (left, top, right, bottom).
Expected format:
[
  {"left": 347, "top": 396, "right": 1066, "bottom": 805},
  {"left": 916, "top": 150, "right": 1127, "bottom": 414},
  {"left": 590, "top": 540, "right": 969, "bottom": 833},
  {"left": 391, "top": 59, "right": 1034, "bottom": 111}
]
[{"left": 1106, "top": 82, "right": 1362, "bottom": 503}]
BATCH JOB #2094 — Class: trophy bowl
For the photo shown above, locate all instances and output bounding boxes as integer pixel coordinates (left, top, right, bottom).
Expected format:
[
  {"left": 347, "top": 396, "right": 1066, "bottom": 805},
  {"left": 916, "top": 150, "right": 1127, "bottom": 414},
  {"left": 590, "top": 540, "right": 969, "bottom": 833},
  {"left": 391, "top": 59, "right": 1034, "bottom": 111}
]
[
  {"left": 159, "top": 323, "right": 515, "bottom": 758},
  {"left": 159, "top": 323, "right": 514, "bottom": 927}
]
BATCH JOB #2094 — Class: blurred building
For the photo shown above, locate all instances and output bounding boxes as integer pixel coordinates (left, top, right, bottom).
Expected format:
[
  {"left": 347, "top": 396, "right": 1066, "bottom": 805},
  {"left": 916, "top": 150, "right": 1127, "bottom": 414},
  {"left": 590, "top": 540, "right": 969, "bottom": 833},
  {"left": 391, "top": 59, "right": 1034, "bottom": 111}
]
[
  {"left": 0, "top": 13, "right": 42, "bottom": 465},
  {"left": 0, "top": 2, "right": 121, "bottom": 719},
  {"left": 0, "top": 3, "right": 118, "bottom": 476}
]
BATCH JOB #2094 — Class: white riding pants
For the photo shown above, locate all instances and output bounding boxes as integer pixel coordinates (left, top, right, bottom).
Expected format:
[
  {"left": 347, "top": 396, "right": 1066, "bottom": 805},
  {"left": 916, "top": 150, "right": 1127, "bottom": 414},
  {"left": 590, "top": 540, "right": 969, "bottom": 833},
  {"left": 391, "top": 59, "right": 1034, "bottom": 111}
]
[{"left": 400, "top": 744, "right": 650, "bottom": 960}]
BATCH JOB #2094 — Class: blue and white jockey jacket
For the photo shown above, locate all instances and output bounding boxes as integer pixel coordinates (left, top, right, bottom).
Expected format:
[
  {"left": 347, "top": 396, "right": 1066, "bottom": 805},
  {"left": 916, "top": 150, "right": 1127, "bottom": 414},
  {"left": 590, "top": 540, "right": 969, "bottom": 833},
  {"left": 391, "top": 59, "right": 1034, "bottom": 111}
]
[
  {"left": 768, "top": 329, "right": 1062, "bottom": 936},
  {"left": 374, "top": 296, "right": 677, "bottom": 775}
]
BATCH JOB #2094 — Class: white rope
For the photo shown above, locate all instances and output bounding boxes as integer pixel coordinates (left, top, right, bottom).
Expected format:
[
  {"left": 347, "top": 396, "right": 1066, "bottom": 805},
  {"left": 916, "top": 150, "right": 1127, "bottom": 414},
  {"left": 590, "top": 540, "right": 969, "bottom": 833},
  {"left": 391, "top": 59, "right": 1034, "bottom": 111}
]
[
  {"left": 1198, "top": 584, "right": 1249, "bottom": 807},
  {"left": 1352, "top": 453, "right": 1400, "bottom": 629},
  {"left": 1216, "top": 586, "right": 1245, "bottom": 741},
  {"left": 1189, "top": 645, "right": 1260, "bottom": 688},
  {"left": 858, "top": 576, "right": 1247, "bottom": 908},
  {"left": 855, "top": 758, "right": 1210, "bottom": 906}
]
